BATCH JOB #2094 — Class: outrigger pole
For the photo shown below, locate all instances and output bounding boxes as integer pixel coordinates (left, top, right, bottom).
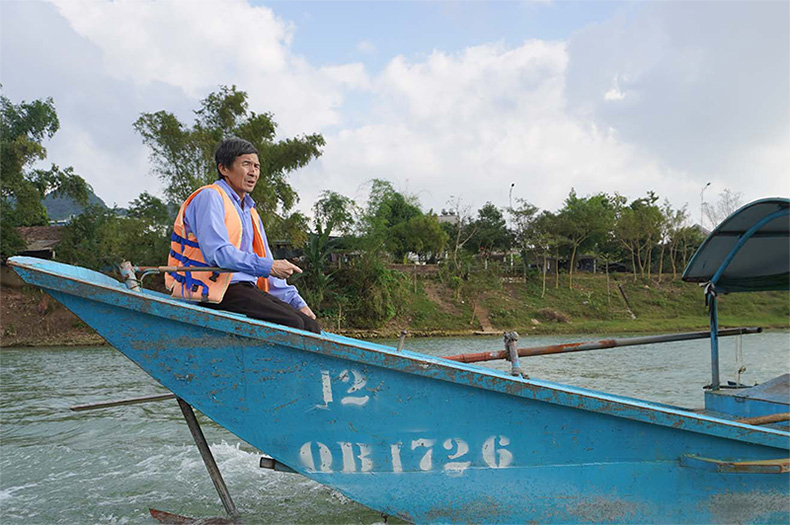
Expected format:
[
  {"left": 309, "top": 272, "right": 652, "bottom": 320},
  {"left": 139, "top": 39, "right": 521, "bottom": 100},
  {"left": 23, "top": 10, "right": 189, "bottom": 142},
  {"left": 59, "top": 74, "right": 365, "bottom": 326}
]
[
  {"left": 442, "top": 327, "right": 762, "bottom": 364},
  {"left": 69, "top": 394, "right": 241, "bottom": 520},
  {"left": 115, "top": 263, "right": 241, "bottom": 520},
  {"left": 176, "top": 398, "right": 240, "bottom": 519}
]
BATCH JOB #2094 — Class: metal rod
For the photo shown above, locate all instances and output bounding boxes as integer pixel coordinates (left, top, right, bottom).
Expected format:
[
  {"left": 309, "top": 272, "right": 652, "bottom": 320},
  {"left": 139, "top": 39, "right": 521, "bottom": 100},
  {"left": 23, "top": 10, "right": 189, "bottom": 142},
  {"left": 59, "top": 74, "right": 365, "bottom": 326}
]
[
  {"left": 442, "top": 327, "right": 762, "bottom": 364},
  {"left": 397, "top": 330, "right": 407, "bottom": 352},
  {"left": 70, "top": 393, "right": 176, "bottom": 411},
  {"left": 176, "top": 398, "right": 239, "bottom": 519},
  {"left": 137, "top": 266, "right": 232, "bottom": 273},
  {"left": 710, "top": 294, "right": 721, "bottom": 390}
]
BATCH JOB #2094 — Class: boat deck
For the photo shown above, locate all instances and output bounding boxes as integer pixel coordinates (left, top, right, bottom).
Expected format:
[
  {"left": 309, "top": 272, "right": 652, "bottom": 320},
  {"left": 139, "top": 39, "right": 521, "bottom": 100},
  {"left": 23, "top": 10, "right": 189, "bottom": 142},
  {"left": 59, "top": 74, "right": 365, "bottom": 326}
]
[{"left": 703, "top": 374, "right": 790, "bottom": 430}]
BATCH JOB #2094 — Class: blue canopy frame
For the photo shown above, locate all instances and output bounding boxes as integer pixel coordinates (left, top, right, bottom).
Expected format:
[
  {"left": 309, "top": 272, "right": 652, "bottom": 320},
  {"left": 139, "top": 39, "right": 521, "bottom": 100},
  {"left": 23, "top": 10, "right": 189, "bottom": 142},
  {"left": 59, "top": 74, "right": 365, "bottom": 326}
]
[{"left": 682, "top": 198, "right": 789, "bottom": 389}]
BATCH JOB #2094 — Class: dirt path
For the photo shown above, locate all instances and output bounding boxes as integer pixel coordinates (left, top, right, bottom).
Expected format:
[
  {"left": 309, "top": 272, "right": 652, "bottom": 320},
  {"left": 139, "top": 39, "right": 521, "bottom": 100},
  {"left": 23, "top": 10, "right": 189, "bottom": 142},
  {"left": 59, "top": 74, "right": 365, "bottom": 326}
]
[{"left": 473, "top": 301, "right": 496, "bottom": 333}]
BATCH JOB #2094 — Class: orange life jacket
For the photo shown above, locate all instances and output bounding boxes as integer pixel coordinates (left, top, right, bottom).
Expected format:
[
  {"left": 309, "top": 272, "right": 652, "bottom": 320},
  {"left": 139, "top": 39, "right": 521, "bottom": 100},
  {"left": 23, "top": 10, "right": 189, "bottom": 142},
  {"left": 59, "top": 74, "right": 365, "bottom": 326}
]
[{"left": 165, "top": 184, "right": 269, "bottom": 303}]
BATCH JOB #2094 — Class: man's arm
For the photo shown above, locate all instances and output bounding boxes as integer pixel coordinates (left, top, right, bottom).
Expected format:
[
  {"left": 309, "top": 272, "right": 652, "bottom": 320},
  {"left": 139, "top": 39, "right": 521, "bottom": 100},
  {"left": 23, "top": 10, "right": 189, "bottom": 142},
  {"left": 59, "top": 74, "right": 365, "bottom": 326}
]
[{"left": 252, "top": 213, "right": 313, "bottom": 314}]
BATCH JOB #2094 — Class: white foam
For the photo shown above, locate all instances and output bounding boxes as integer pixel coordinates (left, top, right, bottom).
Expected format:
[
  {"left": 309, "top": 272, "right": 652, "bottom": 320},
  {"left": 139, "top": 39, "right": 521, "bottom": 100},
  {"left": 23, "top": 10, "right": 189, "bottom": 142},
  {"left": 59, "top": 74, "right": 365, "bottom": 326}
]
[{"left": 0, "top": 482, "right": 39, "bottom": 501}]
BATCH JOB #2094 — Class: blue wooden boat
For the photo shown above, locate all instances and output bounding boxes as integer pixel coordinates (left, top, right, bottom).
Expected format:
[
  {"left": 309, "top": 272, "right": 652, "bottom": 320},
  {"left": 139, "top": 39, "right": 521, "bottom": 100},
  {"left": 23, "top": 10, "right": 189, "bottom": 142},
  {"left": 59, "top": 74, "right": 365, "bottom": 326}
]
[{"left": 8, "top": 198, "right": 789, "bottom": 523}]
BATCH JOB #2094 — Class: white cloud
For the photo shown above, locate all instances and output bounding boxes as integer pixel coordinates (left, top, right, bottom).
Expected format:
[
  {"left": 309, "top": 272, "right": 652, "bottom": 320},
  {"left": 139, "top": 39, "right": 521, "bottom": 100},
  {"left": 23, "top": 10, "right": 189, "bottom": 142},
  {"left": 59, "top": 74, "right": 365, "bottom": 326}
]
[
  {"left": 50, "top": 0, "right": 346, "bottom": 135},
  {"left": 52, "top": 0, "right": 293, "bottom": 93},
  {"left": 356, "top": 40, "right": 377, "bottom": 55},
  {"left": 296, "top": 40, "right": 675, "bottom": 216},
  {"left": 564, "top": 1, "right": 790, "bottom": 205},
  {"left": 2, "top": 0, "right": 786, "bottom": 222}
]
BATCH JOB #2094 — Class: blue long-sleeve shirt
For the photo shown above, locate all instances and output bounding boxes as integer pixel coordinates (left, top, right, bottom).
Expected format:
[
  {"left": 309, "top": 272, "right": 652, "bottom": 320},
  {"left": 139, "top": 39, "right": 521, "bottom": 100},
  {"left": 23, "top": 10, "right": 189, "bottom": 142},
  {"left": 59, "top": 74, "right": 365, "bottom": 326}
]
[{"left": 182, "top": 179, "right": 307, "bottom": 310}]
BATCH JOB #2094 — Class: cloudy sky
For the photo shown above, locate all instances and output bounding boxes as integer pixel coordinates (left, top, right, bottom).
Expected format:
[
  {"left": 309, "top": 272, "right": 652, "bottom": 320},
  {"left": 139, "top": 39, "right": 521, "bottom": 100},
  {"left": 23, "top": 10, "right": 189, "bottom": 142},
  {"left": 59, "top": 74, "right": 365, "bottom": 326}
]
[{"left": 2, "top": 0, "right": 788, "bottom": 227}]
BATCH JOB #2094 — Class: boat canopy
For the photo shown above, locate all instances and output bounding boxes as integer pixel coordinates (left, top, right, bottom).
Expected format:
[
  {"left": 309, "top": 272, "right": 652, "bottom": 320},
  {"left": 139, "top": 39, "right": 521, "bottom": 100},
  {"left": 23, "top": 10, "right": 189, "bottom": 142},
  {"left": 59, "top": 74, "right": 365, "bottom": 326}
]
[{"left": 682, "top": 198, "right": 789, "bottom": 293}]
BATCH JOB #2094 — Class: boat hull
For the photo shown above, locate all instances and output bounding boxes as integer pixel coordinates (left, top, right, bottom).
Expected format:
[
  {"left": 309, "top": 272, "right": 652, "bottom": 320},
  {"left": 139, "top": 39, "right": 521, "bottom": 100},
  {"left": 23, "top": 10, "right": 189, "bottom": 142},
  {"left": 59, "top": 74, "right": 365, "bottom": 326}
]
[{"left": 10, "top": 257, "right": 790, "bottom": 523}]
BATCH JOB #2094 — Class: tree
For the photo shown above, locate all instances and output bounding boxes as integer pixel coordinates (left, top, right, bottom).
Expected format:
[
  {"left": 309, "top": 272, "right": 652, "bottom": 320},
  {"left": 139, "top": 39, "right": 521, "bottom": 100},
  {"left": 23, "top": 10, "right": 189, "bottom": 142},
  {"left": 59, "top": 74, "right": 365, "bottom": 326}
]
[
  {"left": 1, "top": 93, "right": 89, "bottom": 258},
  {"left": 299, "top": 191, "right": 358, "bottom": 308},
  {"left": 467, "top": 202, "right": 511, "bottom": 262},
  {"left": 555, "top": 190, "right": 613, "bottom": 289},
  {"left": 359, "top": 179, "right": 422, "bottom": 260},
  {"left": 127, "top": 191, "right": 171, "bottom": 225},
  {"left": 703, "top": 188, "right": 743, "bottom": 228},
  {"left": 532, "top": 211, "right": 561, "bottom": 297},
  {"left": 508, "top": 198, "right": 539, "bottom": 279},
  {"left": 659, "top": 200, "right": 690, "bottom": 280},
  {"left": 614, "top": 193, "right": 663, "bottom": 281},
  {"left": 134, "top": 85, "right": 324, "bottom": 241},
  {"left": 314, "top": 190, "right": 357, "bottom": 236},
  {"left": 56, "top": 205, "right": 124, "bottom": 270},
  {"left": 389, "top": 213, "right": 447, "bottom": 262},
  {"left": 57, "top": 193, "right": 173, "bottom": 272},
  {"left": 441, "top": 196, "right": 477, "bottom": 272}
]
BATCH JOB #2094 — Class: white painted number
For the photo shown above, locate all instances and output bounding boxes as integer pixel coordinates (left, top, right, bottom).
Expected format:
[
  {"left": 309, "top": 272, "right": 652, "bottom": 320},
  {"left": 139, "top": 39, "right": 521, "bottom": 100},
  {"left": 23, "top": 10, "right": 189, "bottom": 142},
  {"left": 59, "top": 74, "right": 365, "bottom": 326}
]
[
  {"left": 338, "top": 369, "right": 370, "bottom": 406},
  {"left": 482, "top": 435, "right": 513, "bottom": 468},
  {"left": 318, "top": 370, "right": 333, "bottom": 408},
  {"left": 411, "top": 438, "right": 436, "bottom": 471},
  {"left": 443, "top": 438, "right": 471, "bottom": 475},
  {"left": 316, "top": 369, "right": 370, "bottom": 408},
  {"left": 298, "top": 435, "right": 512, "bottom": 474}
]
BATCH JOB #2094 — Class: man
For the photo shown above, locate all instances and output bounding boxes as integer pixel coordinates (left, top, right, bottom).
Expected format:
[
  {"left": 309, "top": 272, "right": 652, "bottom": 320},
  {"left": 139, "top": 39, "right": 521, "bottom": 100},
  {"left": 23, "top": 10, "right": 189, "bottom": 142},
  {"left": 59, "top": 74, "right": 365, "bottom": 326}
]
[{"left": 165, "top": 137, "right": 320, "bottom": 333}]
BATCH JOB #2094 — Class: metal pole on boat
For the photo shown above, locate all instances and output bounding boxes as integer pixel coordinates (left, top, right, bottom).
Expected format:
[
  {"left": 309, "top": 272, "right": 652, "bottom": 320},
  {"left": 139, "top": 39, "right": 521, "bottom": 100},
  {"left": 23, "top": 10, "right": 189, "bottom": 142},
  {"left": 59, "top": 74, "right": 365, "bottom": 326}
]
[
  {"left": 702, "top": 206, "right": 789, "bottom": 390},
  {"left": 708, "top": 290, "right": 721, "bottom": 390},
  {"left": 397, "top": 330, "right": 408, "bottom": 352},
  {"left": 176, "top": 398, "right": 239, "bottom": 519},
  {"left": 442, "top": 327, "right": 762, "bottom": 364},
  {"left": 119, "top": 261, "right": 141, "bottom": 291},
  {"left": 504, "top": 331, "right": 527, "bottom": 378}
]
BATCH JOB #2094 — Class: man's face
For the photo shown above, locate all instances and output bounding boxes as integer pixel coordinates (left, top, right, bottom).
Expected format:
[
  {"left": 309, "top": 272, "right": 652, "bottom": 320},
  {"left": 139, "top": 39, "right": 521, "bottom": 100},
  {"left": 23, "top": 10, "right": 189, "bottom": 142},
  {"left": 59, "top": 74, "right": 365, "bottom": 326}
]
[{"left": 220, "top": 153, "right": 260, "bottom": 198}]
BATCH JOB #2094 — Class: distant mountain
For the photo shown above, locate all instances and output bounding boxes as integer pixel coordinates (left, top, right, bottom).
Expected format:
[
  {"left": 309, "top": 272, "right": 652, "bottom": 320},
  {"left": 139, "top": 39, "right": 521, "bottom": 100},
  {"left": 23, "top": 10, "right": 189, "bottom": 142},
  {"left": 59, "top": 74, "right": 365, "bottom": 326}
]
[{"left": 44, "top": 190, "right": 109, "bottom": 221}]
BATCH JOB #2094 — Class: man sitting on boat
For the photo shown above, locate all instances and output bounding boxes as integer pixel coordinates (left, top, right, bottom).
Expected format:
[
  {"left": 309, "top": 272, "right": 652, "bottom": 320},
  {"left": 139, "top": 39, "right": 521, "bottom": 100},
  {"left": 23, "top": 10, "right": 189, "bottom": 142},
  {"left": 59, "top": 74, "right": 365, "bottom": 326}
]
[{"left": 165, "top": 137, "right": 321, "bottom": 333}]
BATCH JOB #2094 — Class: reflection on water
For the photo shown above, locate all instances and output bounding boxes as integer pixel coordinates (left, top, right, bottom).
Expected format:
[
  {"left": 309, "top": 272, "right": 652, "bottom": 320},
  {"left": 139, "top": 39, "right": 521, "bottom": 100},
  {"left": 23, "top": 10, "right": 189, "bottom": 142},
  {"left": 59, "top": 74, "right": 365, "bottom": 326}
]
[{"left": 1, "top": 331, "right": 788, "bottom": 524}]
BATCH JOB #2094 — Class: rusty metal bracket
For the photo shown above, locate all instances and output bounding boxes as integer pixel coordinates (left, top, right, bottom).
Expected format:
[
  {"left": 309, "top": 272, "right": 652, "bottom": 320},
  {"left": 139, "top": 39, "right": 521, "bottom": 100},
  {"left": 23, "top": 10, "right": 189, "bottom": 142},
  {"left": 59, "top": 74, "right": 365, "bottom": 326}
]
[{"left": 259, "top": 455, "right": 297, "bottom": 473}]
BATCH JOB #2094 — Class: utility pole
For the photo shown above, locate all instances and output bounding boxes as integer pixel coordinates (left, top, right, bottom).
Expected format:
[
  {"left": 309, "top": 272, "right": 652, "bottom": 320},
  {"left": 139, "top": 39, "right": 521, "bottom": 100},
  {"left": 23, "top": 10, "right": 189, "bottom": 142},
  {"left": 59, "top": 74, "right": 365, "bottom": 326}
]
[{"left": 700, "top": 182, "right": 711, "bottom": 228}]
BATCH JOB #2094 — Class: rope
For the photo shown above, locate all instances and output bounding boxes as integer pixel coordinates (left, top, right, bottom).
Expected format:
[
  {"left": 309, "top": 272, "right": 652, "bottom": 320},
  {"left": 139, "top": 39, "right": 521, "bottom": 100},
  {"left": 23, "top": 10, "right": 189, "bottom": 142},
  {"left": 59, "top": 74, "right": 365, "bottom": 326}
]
[{"left": 735, "top": 329, "right": 746, "bottom": 385}]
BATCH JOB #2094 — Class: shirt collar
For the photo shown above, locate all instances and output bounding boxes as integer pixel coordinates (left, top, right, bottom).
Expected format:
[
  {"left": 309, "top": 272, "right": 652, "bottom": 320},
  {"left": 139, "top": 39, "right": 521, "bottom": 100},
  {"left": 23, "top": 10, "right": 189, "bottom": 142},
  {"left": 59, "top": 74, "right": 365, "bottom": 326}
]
[{"left": 216, "top": 178, "right": 256, "bottom": 209}]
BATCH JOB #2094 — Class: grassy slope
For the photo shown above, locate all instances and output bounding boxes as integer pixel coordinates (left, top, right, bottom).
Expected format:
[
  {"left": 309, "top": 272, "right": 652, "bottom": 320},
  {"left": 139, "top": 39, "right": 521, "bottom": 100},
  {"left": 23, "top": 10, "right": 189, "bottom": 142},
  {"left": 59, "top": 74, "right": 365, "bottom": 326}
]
[
  {"left": 397, "top": 271, "right": 790, "bottom": 336},
  {"left": 2, "top": 270, "right": 787, "bottom": 346}
]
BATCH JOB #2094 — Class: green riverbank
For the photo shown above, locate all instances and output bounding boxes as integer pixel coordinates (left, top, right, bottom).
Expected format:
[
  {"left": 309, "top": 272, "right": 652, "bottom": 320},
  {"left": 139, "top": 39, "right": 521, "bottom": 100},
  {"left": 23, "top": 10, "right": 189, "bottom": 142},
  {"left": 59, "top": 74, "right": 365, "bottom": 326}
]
[{"left": 2, "top": 272, "right": 788, "bottom": 347}]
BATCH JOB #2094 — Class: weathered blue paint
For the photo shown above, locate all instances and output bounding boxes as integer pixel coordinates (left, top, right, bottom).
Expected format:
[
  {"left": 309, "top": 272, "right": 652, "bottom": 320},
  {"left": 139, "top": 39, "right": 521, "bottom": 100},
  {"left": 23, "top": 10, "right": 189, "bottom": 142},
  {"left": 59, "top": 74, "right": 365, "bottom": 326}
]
[
  {"left": 705, "top": 375, "right": 790, "bottom": 428},
  {"left": 9, "top": 256, "right": 790, "bottom": 524}
]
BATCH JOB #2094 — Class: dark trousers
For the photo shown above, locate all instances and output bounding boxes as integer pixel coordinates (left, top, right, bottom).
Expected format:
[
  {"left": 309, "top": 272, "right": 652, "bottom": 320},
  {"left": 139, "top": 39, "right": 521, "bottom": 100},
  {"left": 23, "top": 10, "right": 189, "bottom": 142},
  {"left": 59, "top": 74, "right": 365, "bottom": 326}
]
[{"left": 203, "top": 282, "right": 321, "bottom": 334}]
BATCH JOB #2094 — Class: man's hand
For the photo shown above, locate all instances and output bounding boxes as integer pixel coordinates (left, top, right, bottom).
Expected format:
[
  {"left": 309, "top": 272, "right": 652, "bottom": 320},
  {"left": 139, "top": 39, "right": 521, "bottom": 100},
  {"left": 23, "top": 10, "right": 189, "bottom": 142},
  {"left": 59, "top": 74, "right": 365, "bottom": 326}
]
[
  {"left": 299, "top": 305, "right": 316, "bottom": 320},
  {"left": 270, "top": 259, "right": 303, "bottom": 279}
]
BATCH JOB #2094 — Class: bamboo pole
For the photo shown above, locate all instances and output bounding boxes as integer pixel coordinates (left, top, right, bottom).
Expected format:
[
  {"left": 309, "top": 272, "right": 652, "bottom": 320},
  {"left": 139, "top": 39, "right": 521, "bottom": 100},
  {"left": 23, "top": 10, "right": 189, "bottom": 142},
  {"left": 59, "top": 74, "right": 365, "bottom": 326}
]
[{"left": 737, "top": 413, "right": 790, "bottom": 426}]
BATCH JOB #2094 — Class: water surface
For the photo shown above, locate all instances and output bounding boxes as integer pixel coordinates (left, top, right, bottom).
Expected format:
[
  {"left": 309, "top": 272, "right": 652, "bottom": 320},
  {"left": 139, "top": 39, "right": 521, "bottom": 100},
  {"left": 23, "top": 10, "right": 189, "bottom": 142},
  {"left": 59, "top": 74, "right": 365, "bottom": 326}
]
[{"left": 1, "top": 331, "right": 788, "bottom": 524}]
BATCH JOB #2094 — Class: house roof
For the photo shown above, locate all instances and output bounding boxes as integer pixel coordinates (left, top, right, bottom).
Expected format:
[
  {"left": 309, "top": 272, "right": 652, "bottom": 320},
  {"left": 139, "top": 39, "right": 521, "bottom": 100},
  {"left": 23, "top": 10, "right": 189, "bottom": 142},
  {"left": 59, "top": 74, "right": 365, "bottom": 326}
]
[{"left": 16, "top": 226, "right": 64, "bottom": 252}]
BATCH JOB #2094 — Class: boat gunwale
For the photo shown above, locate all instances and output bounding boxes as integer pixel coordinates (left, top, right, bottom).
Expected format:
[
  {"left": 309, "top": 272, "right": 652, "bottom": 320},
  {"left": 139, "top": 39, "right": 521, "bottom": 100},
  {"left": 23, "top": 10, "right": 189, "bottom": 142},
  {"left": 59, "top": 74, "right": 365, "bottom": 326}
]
[{"left": 9, "top": 256, "right": 790, "bottom": 450}]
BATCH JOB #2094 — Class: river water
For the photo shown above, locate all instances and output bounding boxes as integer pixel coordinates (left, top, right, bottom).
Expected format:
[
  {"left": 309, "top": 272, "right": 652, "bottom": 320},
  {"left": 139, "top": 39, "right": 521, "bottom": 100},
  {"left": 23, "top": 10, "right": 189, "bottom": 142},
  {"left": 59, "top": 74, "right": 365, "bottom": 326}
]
[{"left": 1, "top": 331, "right": 788, "bottom": 524}]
